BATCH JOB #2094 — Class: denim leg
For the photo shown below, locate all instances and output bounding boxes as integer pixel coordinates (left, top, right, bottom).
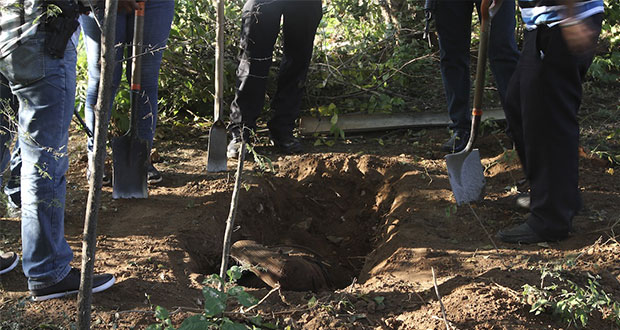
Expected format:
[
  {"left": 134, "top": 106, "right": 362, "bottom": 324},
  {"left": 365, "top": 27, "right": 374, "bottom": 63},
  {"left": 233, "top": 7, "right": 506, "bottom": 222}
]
[
  {"left": 80, "top": 13, "right": 104, "bottom": 155},
  {"left": 484, "top": 0, "right": 519, "bottom": 104},
  {"left": 135, "top": 0, "right": 175, "bottom": 144},
  {"left": 81, "top": 2, "right": 174, "bottom": 152},
  {"left": 0, "top": 32, "right": 76, "bottom": 289},
  {"left": 229, "top": 0, "right": 283, "bottom": 131},
  {"left": 435, "top": 0, "right": 475, "bottom": 131},
  {"left": 268, "top": 0, "right": 322, "bottom": 135}
]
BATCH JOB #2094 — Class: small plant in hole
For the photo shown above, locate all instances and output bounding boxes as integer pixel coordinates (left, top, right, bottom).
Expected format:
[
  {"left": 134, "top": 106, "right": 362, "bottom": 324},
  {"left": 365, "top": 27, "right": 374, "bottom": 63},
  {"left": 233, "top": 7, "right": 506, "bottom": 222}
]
[{"left": 147, "top": 266, "right": 265, "bottom": 330}]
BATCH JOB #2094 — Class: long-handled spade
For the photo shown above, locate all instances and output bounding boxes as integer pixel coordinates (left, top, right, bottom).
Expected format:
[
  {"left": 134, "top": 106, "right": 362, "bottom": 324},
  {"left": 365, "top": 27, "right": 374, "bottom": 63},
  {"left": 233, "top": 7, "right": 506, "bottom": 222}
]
[
  {"left": 445, "top": 0, "right": 503, "bottom": 205},
  {"left": 112, "top": 1, "right": 149, "bottom": 199},
  {"left": 206, "top": 0, "right": 228, "bottom": 172}
]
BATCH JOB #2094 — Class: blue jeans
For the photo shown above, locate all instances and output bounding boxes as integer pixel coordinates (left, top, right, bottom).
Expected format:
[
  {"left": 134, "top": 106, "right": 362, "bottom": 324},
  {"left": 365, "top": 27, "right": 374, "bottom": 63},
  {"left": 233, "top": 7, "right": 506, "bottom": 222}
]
[
  {"left": 435, "top": 0, "right": 520, "bottom": 131},
  {"left": 1, "top": 31, "right": 80, "bottom": 210},
  {"left": 80, "top": 1, "right": 174, "bottom": 154},
  {"left": 0, "top": 30, "right": 77, "bottom": 290}
]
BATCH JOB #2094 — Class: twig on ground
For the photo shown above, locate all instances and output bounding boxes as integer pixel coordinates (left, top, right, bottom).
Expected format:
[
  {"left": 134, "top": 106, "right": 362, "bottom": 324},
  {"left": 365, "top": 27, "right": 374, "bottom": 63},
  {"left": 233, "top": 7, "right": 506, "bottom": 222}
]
[
  {"left": 243, "top": 285, "right": 281, "bottom": 313},
  {"left": 467, "top": 204, "right": 511, "bottom": 269},
  {"left": 431, "top": 267, "right": 451, "bottom": 330}
]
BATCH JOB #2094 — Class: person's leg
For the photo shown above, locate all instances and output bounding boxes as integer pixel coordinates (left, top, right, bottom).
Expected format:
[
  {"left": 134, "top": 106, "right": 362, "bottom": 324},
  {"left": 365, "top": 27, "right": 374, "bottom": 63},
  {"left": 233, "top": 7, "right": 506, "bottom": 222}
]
[
  {"left": 133, "top": 0, "right": 175, "bottom": 147},
  {"left": 229, "top": 0, "right": 284, "bottom": 132},
  {"left": 524, "top": 15, "right": 602, "bottom": 241},
  {"left": 0, "top": 31, "right": 75, "bottom": 289},
  {"left": 268, "top": 0, "right": 322, "bottom": 140},
  {"left": 484, "top": 0, "right": 519, "bottom": 104},
  {"left": 435, "top": 0, "right": 474, "bottom": 133}
]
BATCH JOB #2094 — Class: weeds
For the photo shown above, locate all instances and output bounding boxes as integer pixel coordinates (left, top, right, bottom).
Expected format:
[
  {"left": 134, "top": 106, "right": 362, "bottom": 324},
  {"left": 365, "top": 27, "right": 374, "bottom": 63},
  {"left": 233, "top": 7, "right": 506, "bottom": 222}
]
[
  {"left": 522, "top": 262, "right": 620, "bottom": 328},
  {"left": 147, "top": 266, "right": 267, "bottom": 330}
]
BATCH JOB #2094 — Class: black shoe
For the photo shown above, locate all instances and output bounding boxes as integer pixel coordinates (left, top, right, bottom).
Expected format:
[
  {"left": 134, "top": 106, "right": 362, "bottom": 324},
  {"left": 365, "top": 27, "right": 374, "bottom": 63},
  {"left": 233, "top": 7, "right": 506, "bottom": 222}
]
[
  {"left": 516, "top": 194, "right": 530, "bottom": 210},
  {"left": 496, "top": 222, "right": 545, "bottom": 244},
  {"left": 269, "top": 131, "right": 303, "bottom": 155},
  {"left": 30, "top": 268, "right": 115, "bottom": 301},
  {"left": 148, "top": 164, "right": 163, "bottom": 184},
  {"left": 442, "top": 130, "right": 470, "bottom": 153},
  {"left": 0, "top": 252, "right": 18, "bottom": 275}
]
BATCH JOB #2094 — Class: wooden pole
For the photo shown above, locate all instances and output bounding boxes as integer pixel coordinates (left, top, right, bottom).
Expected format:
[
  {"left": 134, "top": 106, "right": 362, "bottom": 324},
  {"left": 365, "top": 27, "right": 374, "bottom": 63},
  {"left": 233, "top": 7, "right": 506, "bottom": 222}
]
[{"left": 78, "top": 0, "right": 118, "bottom": 328}]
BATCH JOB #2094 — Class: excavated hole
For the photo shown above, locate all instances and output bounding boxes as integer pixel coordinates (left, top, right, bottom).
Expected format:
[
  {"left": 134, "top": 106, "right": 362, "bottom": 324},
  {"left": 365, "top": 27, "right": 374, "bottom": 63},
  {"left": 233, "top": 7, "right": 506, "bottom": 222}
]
[{"left": 180, "top": 156, "right": 391, "bottom": 291}]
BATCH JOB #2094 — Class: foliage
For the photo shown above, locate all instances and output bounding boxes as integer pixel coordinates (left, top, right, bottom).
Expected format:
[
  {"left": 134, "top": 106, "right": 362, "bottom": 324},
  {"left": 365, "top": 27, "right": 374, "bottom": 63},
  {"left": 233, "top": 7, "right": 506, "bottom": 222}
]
[
  {"left": 147, "top": 266, "right": 266, "bottom": 330},
  {"left": 522, "top": 263, "right": 620, "bottom": 328},
  {"left": 76, "top": 0, "right": 620, "bottom": 129}
]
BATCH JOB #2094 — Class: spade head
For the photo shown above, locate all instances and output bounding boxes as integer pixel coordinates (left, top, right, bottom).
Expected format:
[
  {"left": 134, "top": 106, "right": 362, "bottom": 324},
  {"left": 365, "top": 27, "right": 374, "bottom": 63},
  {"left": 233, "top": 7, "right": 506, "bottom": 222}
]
[
  {"left": 112, "top": 134, "right": 149, "bottom": 199},
  {"left": 206, "top": 120, "right": 227, "bottom": 172},
  {"left": 445, "top": 149, "right": 486, "bottom": 205}
]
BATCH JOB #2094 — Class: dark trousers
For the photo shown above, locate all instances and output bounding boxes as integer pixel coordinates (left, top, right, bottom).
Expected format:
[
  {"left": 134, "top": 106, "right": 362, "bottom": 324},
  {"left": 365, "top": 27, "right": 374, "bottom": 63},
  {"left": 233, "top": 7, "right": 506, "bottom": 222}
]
[
  {"left": 435, "top": 0, "right": 519, "bottom": 131},
  {"left": 229, "top": 0, "right": 322, "bottom": 136},
  {"left": 504, "top": 14, "right": 603, "bottom": 240}
]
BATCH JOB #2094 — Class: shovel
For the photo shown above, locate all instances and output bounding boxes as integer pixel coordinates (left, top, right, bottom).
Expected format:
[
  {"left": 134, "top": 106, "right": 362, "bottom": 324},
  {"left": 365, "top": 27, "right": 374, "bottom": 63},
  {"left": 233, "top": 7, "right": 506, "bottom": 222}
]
[
  {"left": 206, "top": 0, "right": 227, "bottom": 172},
  {"left": 112, "top": 1, "right": 149, "bottom": 199},
  {"left": 445, "top": 0, "right": 503, "bottom": 205}
]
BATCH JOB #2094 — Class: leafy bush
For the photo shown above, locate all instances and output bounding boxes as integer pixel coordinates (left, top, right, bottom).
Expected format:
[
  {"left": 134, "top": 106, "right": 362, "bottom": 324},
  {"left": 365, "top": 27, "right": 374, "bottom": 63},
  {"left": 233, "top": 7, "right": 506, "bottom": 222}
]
[
  {"left": 80, "top": 0, "right": 619, "bottom": 124},
  {"left": 523, "top": 264, "right": 620, "bottom": 328},
  {"left": 147, "top": 266, "right": 269, "bottom": 330}
]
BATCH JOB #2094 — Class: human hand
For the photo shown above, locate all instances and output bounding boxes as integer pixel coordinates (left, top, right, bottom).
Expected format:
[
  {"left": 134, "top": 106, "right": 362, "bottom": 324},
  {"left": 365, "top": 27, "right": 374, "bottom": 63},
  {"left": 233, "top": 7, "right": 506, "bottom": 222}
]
[
  {"left": 118, "top": 0, "right": 140, "bottom": 13},
  {"left": 561, "top": 19, "right": 596, "bottom": 54}
]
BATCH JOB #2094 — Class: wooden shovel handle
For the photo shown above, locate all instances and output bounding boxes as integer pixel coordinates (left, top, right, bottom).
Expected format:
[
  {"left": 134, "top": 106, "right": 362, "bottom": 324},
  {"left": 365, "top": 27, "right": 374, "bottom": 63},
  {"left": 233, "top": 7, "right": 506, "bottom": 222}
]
[{"left": 464, "top": 0, "right": 503, "bottom": 152}]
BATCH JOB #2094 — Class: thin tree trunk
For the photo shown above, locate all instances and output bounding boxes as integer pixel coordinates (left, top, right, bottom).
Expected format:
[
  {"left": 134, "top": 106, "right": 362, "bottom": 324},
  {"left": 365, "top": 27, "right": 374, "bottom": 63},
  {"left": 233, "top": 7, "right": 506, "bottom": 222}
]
[{"left": 77, "top": 0, "right": 118, "bottom": 328}]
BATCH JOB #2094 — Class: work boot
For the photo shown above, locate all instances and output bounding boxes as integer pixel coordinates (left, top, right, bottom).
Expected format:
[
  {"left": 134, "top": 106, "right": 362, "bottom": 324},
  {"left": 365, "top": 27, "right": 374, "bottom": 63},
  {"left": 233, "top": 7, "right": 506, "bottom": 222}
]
[
  {"left": 0, "top": 252, "right": 18, "bottom": 275},
  {"left": 496, "top": 222, "right": 545, "bottom": 244},
  {"left": 148, "top": 163, "right": 163, "bottom": 184},
  {"left": 30, "top": 268, "right": 115, "bottom": 301},
  {"left": 442, "top": 130, "right": 470, "bottom": 153}
]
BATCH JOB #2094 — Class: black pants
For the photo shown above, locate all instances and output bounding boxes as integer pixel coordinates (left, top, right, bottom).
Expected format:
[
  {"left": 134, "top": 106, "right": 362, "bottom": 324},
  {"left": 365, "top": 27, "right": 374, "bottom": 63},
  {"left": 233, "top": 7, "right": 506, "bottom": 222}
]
[
  {"left": 503, "top": 14, "right": 603, "bottom": 240},
  {"left": 229, "top": 0, "right": 322, "bottom": 137}
]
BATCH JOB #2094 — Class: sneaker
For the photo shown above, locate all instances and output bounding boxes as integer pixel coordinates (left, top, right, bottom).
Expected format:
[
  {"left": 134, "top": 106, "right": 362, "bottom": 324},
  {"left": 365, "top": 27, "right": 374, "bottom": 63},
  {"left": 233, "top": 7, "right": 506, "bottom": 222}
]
[
  {"left": 515, "top": 194, "right": 530, "bottom": 210},
  {"left": 0, "top": 252, "right": 18, "bottom": 275},
  {"left": 441, "top": 130, "right": 470, "bottom": 153},
  {"left": 147, "top": 164, "right": 163, "bottom": 184},
  {"left": 227, "top": 135, "right": 248, "bottom": 159},
  {"left": 30, "top": 268, "right": 115, "bottom": 301}
]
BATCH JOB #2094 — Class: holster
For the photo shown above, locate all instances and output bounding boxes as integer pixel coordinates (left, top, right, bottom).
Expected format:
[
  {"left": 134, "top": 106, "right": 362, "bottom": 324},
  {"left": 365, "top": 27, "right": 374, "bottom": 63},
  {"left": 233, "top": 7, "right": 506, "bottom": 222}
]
[{"left": 44, "top": 0, "right": 95, "bottom": 58}]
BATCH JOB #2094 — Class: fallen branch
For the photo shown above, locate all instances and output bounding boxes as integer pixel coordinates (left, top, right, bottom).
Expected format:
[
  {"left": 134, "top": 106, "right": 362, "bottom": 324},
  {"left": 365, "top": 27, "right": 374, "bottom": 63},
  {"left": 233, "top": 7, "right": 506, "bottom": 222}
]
[
  {"left": 243, "top": 285, "right": 281, "bottom": 313},
  {"left": 431, "top": 267, "right": 450, "bottom": 330},
  {"left": 468, "top": 204, "right": 511, "bottom": 269}
]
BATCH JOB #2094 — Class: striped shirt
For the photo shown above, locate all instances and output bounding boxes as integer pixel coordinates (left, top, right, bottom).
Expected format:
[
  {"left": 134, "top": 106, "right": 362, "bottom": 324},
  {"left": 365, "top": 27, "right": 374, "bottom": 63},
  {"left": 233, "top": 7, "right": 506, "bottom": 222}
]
[
  {"left": 518, "top": 0, "right": 605, "bottom": 30},
  {"left": 0, "top": 0, "right": 43, "bottom": 58}
]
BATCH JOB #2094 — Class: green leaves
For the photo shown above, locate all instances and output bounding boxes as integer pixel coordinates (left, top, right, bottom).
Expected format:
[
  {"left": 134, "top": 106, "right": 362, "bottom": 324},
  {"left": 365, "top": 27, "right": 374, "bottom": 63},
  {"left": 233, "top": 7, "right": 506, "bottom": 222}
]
[{"left": 202, "top": 287, "right": 227, "bottom": 318}]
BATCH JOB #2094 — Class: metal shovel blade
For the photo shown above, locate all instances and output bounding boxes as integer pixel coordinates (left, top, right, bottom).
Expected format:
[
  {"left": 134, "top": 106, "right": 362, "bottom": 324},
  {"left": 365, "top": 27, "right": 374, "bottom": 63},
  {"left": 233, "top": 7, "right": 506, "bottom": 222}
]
[
  {"left": 112, "top": 134, "right": 149, "bottom": 199},
  {"left": 206, "top": 120, "right": 227, "bottom": 172},
  {"left": 445, "top": 149, "right": 485, "bottom": 205}
]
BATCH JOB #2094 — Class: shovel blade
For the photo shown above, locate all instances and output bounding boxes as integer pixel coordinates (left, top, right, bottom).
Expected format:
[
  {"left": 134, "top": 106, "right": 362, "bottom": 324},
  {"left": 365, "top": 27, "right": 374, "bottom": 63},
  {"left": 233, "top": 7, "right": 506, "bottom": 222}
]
[
  {"left": 206, "top": 121, "right": 227, "bottom": 172},
  {"left": 112, "top": 134, "right": 149, "bottom": 199},
  {"left": 445, "top": 149, "right": 485, "bottom": 205}
]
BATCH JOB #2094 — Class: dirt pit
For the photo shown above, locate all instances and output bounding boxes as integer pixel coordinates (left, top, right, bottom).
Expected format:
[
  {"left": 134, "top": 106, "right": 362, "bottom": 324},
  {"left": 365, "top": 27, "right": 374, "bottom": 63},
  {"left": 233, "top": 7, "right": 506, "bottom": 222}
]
[
  {"left": 1, "top": 126, "right": 619, "bottom": 329},
  {"left": 179, "top": 154, "right": 388, "bottom": 290}
]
